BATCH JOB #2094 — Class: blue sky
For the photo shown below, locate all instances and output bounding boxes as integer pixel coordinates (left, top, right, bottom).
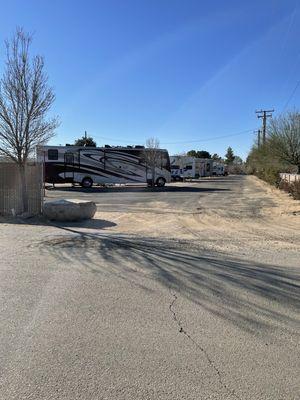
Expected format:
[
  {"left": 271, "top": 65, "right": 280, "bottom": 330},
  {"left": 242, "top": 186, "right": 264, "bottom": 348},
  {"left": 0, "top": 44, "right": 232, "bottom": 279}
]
[{"left": 0, "top": 0, "right": 300, "bottom": 159}]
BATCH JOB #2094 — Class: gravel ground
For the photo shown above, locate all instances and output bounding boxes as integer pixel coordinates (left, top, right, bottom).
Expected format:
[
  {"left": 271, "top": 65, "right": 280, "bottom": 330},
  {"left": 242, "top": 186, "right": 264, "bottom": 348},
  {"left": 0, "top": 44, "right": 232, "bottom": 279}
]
[{"left": 0, "top": 175, "right": 299, "bottom": 400}]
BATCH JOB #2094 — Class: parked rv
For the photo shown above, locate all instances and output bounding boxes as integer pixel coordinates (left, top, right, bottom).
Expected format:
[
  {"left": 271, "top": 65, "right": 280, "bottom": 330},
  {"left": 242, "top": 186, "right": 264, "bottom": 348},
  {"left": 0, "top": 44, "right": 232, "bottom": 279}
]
[
  {"left": 170, "top": 156, "right": 213, "bottom": 180},
  {"left": 38, "top": 145, "right": 171, "bottom": 188},
  {"left": 212, "top": 162, "right": 227, "bottom": 176}
]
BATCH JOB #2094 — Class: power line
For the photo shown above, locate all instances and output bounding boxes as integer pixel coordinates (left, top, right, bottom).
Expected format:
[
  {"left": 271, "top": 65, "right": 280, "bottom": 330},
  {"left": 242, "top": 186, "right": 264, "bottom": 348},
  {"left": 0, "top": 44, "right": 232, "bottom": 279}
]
[
  {"left": 93, "top": 135, "right": 136, "bottom": 144},
  {"left": 93, "top": 128, "right": 254, "bottom": 146},
  {"left": 160, "top": 129, "right": 253, "bottom": 144},
  {"left": 281, "top": 80, "right": 300, "bottom": 113}
]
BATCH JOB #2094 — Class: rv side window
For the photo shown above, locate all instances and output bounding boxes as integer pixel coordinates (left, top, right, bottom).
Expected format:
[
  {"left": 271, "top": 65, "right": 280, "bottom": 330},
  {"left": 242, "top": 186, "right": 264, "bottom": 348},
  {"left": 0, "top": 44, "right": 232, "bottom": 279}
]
[
  {"left": 206, "top": 163, "right": 210, "bottom": 172},
  {"left": 185, "top": 165, "right": 192, "bottom": 170},
  {"left": 48, "top": 149, "right": 58, "bottom": 160}
]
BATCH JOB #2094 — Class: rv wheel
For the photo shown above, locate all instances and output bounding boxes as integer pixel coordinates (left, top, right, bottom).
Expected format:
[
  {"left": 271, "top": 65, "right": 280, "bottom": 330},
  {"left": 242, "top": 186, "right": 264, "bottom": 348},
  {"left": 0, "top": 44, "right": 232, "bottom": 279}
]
[
  {"left": 156, "top": 177, "right": 166, "bottom": 187},
  {"left": 81, "top": 177, "right": 93, "bottom": 188}
]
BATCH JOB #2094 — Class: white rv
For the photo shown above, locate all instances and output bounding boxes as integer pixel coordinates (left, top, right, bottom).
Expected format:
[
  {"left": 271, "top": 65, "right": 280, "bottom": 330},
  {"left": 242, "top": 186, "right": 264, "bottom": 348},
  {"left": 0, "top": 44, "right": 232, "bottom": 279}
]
[
  {"left": 170, "top": 156, "right": 213, "bottom": 180},
  {"left": 212, "top": 162, "right": 227, "bottom": 176},
  {"left": 38, "top": 145, "right": 171, "bottom": 188},
  {"left": 170, "top": 156, "right": 196, "bottom": 180}
]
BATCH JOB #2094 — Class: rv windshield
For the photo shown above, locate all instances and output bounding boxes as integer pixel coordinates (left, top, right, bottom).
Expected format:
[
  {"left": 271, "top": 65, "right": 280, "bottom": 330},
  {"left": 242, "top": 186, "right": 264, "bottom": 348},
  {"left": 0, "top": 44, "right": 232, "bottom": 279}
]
[{"left": 161, "top": 151, "right": 171, "bottom": 171}]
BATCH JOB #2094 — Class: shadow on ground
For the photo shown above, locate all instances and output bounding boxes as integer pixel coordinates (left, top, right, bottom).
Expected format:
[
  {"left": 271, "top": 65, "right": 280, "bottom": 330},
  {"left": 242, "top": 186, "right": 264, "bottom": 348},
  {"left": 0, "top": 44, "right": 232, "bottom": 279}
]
[
  {"left": 39, "top": 227, "right": 300, "bottom": 335},
  {"left": 46, "top": 185, "right": 230, "bottom": 194},
  {"left": 0, "top": 216, "right": 116, "bottom": 229}
]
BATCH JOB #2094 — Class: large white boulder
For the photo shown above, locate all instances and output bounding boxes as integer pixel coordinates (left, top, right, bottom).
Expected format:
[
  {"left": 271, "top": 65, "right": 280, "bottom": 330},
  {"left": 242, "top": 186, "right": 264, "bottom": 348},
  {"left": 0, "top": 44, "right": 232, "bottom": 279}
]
[{"left": 43, "top": 199, "right": 97, "bottom": 222}]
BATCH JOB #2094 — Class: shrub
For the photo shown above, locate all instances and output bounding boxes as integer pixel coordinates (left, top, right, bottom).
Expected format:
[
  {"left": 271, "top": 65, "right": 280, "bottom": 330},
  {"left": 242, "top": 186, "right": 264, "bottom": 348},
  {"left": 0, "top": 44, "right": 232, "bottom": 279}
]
[
  {"left": 278, "top": 180, "right": 291, "bottom": 192},
  {"left": 256, "top": 166, "right": 282, "bottom": 187},
  {"left": 290, "top": 180, "right": 300, "bottom": 200},
  {"left": 278, "top": 179, "right": 300, "bottom": 199}
]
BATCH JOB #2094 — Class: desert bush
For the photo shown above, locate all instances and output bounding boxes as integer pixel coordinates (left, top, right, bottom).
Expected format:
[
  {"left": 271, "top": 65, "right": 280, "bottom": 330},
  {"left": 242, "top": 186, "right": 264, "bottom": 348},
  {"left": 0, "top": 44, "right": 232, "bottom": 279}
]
[
  {"left": 255, "top": 164, "right": 282, "bottom": 186},
  {"left": 278, "top": 180, "right": 290, "bottom": 192},
  {"left": 290, "top": 180, "right": 300, "bottom": 200},
  {"left": 278, "top": 179, "right": 300, "bottom": 199},
  {"left": 246, "top": 142, "right": 290, "bottom": 186}
]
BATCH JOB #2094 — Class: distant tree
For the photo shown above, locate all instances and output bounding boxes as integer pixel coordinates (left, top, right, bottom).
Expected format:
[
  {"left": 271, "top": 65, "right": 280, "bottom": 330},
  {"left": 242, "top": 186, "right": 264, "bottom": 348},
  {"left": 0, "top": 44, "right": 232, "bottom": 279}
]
[
  {"left": 268, "top": 111, "right": 300, "bottom": 173},
  {"left": 225, "top": 147, "right": 235, "bottom": 164},
  {"left": 74, "top": 134, "right": 96, "bottom": 147},
  {"left": 212, "top": 153, "right": 222, "bottom": 161},
  {"left": 0, "top": 28, "right": 58, "bottom": 212},
  {"left": 144, "top": 137, "right": 161, "bottom": 187},
  {"left": 197, "top": 150, "right": 211, "bottom": 159},
  {"left": 233, "top": 155, "right": 243, "bottom": 164},
  {"left": 187, "top": 150, "right": 211, "bottom": 159},
  {"left": 186, "top": 150, "right": 197, "bottom": 157}
]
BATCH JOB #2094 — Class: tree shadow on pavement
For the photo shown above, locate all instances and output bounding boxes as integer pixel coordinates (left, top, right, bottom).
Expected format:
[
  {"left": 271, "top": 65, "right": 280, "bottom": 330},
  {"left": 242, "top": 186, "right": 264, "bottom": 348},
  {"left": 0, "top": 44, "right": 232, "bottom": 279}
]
[
  {"left": 39, "top": 228, "right": 300, "bottom": 335},
  {"left": 46, "top": 185, "right": 230, "bottom": 194},
  {"left": 0, "top": 216, "right": 116, "bottom": 230}
]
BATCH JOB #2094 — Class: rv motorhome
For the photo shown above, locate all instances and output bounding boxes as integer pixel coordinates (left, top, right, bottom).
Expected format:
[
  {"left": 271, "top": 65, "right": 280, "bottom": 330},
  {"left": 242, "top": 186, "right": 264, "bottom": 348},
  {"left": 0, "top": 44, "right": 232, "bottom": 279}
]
[
  {"left": 38, "top": 145, "right": 171, "bottom": 188},
  {"left": 212, "top": 162, "right": 227, "bottom": 176},
  {"left": 170, "top": 156, "right": 213, "bottom": 180}
]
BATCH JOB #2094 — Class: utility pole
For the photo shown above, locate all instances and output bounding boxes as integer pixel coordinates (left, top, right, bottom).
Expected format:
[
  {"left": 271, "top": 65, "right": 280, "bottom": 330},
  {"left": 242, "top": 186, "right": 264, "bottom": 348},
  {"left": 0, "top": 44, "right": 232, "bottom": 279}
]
[
  {"left": 84, "top": 130, "right": 87, "bottom": 146},
  {"left": 255, "top": 109, "right": 274, "bottom": 145},
  {"left": 254, "top": 129, "right": 261, "bottom": 147}
]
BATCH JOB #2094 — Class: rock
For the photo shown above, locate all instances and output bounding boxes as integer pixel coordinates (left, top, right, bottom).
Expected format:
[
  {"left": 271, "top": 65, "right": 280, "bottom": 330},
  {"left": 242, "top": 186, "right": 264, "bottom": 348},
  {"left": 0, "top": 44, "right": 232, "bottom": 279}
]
[
  {"left": 43, "top": 199, "right": 97, "bottom": 222},
  {"left": 18, "top": 211, "right": 34, "bottom": 219}
]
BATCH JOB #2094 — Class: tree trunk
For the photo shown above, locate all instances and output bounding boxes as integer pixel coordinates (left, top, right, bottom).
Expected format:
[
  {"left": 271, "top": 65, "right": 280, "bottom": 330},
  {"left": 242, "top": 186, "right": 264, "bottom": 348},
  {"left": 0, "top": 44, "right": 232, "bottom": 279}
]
[
  {"left": 152, "top": 166, "right": 156, "bottom": 187},
  {"left": 298, "top": 164, "right": 300, "bottom": 174},
  {"left": 19, "top": 163, "right": 28, "bottom": 213}
]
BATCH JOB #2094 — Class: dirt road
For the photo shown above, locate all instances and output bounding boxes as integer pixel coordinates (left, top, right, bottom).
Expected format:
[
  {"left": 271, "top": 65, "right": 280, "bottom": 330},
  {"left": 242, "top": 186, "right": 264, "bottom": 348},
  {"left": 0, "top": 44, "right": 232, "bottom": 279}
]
[{"left": 0, "top": 175, "right": 299, "bottom": 399}]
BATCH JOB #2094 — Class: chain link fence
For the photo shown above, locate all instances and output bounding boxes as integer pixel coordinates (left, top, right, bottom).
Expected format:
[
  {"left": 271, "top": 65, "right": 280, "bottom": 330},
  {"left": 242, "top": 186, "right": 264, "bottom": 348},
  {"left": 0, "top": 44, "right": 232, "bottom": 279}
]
[{"left": 0, "top": 162, "right": 43, "bottom": 216}]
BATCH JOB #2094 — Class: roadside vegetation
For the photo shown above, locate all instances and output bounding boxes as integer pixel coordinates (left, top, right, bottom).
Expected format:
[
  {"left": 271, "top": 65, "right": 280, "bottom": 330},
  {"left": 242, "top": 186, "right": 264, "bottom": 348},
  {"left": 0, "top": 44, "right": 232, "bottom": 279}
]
[
  {"left": 0, "top": 28, "right": 58, "bottom": 212},
  {"left": 74, "top": 134, "right": 97, "bottom": 147},
  {"left": 247, "top": 111, "right": 300, "bottom": 199}
]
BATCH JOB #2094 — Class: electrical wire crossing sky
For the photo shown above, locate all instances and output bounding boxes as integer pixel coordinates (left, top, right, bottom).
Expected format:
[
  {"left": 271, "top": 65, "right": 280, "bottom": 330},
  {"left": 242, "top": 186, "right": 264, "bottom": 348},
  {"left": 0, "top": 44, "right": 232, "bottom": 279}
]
[{"left": 0, "top": 0, "right": 300, "bottom": 159}]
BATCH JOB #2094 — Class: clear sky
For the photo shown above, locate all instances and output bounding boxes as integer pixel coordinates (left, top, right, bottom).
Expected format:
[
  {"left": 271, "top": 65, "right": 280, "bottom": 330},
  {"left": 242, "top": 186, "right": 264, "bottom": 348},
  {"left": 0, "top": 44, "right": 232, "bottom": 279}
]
[{"left": 0, "top": 0, "right": 300, "bottom": 159}]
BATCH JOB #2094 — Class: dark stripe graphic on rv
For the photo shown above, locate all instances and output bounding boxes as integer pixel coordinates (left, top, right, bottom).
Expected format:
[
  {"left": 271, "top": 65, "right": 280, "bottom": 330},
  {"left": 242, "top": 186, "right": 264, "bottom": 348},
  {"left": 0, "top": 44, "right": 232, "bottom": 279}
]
[
  {"left": 82, "top": 153, "right": 145, "bottom": 173},
  {"left": 47, "top": 164, "right": 107, "bottom": 178},
  {"left": 94, "top": 150, "right": 141, "bottom": 161},
  {"left": 82, "top": 151, "right": 141, "bottom": 162},
  {"left": 79, "top": 162, "right": 144, "bottom": 180},
  {"left": 79, "top": 156, "right": 145, "bottom": 178},
  {"left": 49, "top": 162, "right": 144, "bottom": 181}
]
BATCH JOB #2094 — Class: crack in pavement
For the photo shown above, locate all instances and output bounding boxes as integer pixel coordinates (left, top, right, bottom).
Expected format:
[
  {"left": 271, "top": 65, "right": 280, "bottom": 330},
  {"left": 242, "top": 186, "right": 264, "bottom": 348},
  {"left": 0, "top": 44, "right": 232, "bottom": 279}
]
[{"left": 169, "top": 292, "right": 241, "bottom": 400}]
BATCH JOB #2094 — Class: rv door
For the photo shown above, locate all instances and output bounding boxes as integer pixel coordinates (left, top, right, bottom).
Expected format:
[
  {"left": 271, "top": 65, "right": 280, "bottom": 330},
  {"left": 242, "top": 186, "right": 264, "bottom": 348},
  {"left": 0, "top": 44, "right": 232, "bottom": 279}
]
[{"left": 64, "top": 152, "right": 74, "bottom": 180}]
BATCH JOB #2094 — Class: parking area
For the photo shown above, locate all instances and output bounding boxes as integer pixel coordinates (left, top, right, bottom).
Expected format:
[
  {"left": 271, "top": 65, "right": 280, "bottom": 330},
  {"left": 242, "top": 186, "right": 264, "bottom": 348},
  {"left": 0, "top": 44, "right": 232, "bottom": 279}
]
[
  {"left": 1, "top": 175, "right": 300, "bottom": 400},
  {"left": 45, "top": 174, "right": 300, "bottom": 262},
  {"left": 45, "top": 176, "right": 245, "bottom": 213}
]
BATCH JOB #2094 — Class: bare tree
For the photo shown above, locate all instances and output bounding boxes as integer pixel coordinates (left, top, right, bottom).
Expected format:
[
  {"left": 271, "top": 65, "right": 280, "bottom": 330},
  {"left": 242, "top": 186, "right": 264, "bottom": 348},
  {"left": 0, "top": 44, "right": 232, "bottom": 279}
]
[
  {"left": 268, "top": 112, "right": 300, "bottom": 173},
  {"left": 144, "top": 137, "right": 161, "bottom": 187},
  {"left": 0, "top": 28, "right": 59, "bottom": 212}
]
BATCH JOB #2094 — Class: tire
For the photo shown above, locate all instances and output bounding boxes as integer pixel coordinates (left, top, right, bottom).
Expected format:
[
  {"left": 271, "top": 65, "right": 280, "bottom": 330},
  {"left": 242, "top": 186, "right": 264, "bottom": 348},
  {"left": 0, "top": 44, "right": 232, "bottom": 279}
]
[
  {"left": 156, "top": 177, "right": 166, "bottom": 187},
  {"left": 81, "top": 177, "right": 93, "bottom": 188}
]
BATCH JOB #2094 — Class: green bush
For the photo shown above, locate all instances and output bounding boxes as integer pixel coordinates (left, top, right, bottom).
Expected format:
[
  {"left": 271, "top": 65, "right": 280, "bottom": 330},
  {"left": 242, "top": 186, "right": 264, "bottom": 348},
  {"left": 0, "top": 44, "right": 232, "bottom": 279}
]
[
  {"left": 290, "top": 181, "right": 300, "bottom": 200},
  {"left": 255, "top": 166, "right": 282, "bottom": 186},
  {"left": 278, "top": 179, "right": 300, "bottom": 199},
  {"left": 278, "top": 180, "right": 290, "bottom": 192}
]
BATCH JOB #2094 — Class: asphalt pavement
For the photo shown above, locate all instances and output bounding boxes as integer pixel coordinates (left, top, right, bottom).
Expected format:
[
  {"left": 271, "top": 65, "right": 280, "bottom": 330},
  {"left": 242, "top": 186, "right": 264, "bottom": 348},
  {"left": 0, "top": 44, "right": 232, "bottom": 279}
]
[
  {"left": 0, "top": 176, "right": 299, "bottom": 399},
  {"left": 45, "top": 175, "right": 274, "bottom": 216}
]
